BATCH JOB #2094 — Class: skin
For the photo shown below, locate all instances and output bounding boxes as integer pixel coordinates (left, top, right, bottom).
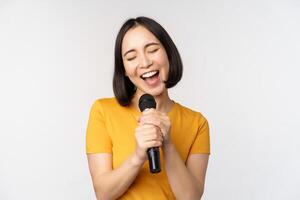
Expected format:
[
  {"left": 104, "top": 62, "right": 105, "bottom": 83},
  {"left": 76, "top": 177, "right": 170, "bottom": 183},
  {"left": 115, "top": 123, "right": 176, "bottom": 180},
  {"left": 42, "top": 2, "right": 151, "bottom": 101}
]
[{"left": 87, "top": 25, "right": 209, "bottom": 200}]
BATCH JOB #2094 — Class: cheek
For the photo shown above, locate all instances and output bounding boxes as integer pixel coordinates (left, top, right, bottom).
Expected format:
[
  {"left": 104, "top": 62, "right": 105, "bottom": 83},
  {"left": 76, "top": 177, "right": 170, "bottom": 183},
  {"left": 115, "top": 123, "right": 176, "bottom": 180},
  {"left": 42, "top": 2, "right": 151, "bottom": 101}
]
[
  {"left": 124, "top": 63, "right": 135, "bottom": 77},
  {"left": 156, "top": 53, "right": 170, "bottom": 77},
  {"left": 124, "top": 67, "right": 137, "bottom": 85},
  {"left": 123, "top": 56, "right": 140, "bottom": 74},
  {"left": 156, "top": 51, "right": 169, "bottom": 66}
]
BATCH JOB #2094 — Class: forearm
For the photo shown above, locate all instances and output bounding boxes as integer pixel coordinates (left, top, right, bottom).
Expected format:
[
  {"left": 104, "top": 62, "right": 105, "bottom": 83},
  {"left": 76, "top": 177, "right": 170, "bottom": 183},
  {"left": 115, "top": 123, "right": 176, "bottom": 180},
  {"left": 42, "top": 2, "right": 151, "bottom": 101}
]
[
  {"left": 93, "top": 153, "right": 144, "bottom": 200},
  {"left": 163, "top": 143, "right": 203, "bottom": 200}
]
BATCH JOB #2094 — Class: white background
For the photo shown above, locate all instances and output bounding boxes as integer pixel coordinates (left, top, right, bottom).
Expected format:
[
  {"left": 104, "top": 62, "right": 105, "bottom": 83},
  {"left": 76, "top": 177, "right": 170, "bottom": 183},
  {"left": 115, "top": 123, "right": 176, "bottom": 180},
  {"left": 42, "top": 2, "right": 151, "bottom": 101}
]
[{"left": 0, "top": 0, "right": 299, "bottom": 199}]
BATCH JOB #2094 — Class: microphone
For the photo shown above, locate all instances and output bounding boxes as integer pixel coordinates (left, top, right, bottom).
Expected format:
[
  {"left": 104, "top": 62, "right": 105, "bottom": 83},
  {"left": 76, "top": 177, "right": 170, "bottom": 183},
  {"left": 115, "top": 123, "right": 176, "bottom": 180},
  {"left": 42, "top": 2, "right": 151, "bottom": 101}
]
[{"left": 138, "top": 94, "right": 161, "bottom": 173}]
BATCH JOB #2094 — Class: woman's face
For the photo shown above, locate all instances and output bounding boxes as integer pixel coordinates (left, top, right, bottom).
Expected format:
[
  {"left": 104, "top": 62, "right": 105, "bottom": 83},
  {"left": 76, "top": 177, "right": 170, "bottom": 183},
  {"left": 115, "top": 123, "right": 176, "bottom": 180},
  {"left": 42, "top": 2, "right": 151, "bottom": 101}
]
[{"left": 122, "top": 25, "right": 170, "bottom": 97}]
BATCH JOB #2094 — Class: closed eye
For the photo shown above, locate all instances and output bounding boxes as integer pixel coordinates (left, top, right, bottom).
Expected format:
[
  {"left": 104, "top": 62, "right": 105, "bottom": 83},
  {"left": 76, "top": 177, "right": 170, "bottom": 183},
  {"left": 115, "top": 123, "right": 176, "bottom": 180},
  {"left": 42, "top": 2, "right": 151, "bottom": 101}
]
[
  {"left": 127, "top": 57, "right": 136, "bottom": 61},
  {"left": 148, "top": 48, "right": 159, "bottom": 53}
]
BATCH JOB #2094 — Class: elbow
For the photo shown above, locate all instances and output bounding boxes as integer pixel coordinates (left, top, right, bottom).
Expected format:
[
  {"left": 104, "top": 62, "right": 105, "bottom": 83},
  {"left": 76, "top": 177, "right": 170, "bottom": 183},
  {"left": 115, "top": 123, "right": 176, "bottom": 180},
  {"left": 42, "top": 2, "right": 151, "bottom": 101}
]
[
  {"left": 94, "top": 183, "right": 113, "bottom": 200},
  {"left": 174, "top": 182, "right": 204, "bottom": 200},
  {"left": 186, "top": 193, "right": 202, "bottom": 200},
  {"left": 187, "top": 184, "right": 204, "bottom": 200},
  {"left": 92, "top": 174, "right": 116, "bottom": 200},
  {"left": 95, "top": 190, "right": 112, "bottom": 200},
  {"left": 198, "top": 189, "right": 204, "bottom": 200},
  {"left": 94, "top": 186, "right": 105, "bottom": 200},
  {"left": 186, "top": 192, "right": 203, "bottom": 200},
  {"left": 96, "top": 194, "right": 111, "bottom": 200},
  {"left": 196, "top": 184, "right": 205, "bottom": 200}
]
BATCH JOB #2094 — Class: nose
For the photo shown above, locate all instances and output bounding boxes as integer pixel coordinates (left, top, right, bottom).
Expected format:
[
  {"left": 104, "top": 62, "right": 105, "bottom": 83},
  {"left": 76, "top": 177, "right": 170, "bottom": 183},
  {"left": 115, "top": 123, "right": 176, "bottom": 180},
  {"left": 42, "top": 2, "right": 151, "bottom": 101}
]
[{"left": 139, "top": 53, "right": 152, "bottom": 68}]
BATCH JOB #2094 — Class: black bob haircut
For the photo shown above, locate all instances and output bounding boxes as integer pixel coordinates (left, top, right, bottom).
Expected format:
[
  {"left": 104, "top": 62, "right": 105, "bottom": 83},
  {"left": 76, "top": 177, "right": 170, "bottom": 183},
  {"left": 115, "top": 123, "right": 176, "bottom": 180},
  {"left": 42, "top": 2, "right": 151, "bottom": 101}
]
[{"left": 113, "top": 16, "right": 183, "bottom": 106}]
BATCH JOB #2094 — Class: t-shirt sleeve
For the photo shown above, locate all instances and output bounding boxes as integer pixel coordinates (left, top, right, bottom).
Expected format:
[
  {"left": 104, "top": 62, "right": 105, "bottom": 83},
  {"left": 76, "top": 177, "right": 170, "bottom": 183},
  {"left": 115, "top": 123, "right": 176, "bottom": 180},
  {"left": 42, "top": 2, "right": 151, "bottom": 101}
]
[
  {"left": 86, "top": 100, "right": 112, "bottom": 154},
  {"left": 189, "top": 115, "right": 210, "bottom": 154}
]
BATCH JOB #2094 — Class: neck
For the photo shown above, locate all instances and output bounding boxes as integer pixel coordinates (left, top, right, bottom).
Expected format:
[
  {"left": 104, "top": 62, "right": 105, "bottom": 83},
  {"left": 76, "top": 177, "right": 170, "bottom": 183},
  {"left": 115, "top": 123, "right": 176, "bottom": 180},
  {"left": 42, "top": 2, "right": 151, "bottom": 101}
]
[{"left": 131, "top": 89, "right": 174, "bottom": 113}]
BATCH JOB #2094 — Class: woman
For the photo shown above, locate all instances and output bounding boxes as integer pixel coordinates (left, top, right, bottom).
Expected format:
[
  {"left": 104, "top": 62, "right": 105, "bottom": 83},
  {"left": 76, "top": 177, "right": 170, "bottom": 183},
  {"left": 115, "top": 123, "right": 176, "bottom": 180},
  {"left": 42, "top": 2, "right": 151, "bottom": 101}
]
[{"left": 86, "top": 16, "right": 210, "bottom": 200}]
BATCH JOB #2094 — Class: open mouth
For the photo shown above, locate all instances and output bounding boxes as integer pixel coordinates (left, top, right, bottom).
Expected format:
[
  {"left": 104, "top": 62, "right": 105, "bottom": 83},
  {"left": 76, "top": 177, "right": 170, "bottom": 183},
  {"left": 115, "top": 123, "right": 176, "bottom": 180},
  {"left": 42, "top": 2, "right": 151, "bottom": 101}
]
[{"left": 140, "top": 70, "right": 159, "bottom": 80}]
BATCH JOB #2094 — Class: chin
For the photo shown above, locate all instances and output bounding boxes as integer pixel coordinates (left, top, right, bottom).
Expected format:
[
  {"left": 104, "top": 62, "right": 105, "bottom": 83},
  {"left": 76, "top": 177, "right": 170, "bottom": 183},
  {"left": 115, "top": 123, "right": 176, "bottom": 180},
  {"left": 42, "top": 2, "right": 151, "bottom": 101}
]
[{"left": 144, "top": 86, "right": 166, "bottom": 97}]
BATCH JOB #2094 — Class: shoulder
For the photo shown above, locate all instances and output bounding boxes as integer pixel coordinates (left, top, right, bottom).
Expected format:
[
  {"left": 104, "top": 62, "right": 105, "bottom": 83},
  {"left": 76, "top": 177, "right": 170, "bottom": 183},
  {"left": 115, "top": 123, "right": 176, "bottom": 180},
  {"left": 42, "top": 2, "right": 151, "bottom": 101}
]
[
  {"left": 90, "top": 97, "right": 127, "bottom": 116},
  {"left": 176, "top": 102, "right": 208, "bottom": 125},
  {"left": 92, "top": 97, "right": 119, "bottom": 107}
]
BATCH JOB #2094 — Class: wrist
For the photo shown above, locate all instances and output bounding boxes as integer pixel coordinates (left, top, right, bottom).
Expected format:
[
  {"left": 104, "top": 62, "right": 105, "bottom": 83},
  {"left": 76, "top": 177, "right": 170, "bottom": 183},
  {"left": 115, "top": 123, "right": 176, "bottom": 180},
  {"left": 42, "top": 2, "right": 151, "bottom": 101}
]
[
  {"left": 162, "top": 140, "right": 175, "bottom": 153},
  {"left": 131, "top": 152, "right": 146, "bottom": 167}
]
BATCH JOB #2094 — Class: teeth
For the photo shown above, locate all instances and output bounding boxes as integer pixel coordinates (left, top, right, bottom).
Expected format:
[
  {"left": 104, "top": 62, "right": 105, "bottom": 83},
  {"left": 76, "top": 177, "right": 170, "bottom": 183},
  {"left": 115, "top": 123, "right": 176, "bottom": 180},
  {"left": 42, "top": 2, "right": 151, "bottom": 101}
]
[{"left": 141, "top": 70, "right": 158, "bottom": 78}]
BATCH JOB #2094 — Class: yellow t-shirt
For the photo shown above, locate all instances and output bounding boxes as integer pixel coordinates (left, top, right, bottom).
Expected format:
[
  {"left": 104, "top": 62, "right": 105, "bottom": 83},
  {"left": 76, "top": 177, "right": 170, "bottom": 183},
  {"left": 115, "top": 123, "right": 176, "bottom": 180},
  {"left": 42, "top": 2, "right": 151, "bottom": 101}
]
[{"left": 86, "top": 97, "right": 210, "bottom": 199}]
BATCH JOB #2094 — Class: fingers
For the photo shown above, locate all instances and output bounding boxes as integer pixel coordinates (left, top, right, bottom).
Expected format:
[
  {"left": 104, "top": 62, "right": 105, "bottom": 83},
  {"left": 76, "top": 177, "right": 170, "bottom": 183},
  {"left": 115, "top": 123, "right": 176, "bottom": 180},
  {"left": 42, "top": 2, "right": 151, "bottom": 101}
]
[
  {"left": 138, "top": 112, "right": 168, "bottom": 127},
  {"left": 142, "top": 140, "right": 162, "bottom": 149},
  {"left": 135, "top": 109, "right": 171, "bottom": 153},
  {"left": 135, "top": 124, "right": 163, "bottom": 149},
  {"left": 139, "top": 114, "right": 170, "bottom": 139},
  {"left": 141, "top": 109, "right": 167, "bottom": 117},
  {"left": 139, "top": 118, "right": 163, "bottom": 128},
  {"left": 136, "top": 124, "right": 163, "bottom": 139},
  {"left": 141, "top": 131, "right": 163, "bottom": 142}
]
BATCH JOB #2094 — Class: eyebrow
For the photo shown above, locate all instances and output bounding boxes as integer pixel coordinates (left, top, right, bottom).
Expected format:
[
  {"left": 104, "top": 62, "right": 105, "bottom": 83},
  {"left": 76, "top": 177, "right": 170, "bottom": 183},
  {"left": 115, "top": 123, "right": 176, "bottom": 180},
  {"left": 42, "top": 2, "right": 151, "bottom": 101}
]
[{"left": 123, "top": 42, "right": 160, "bottom": 57}]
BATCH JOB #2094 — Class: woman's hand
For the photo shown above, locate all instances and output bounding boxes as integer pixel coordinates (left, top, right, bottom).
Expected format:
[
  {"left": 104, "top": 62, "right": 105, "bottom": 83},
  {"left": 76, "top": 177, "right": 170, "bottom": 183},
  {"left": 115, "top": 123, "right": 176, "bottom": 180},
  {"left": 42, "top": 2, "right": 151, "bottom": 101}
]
[
  {"left": 138, "top": 108, "right": 172, "bottom": 147},
  {"left": 134, "top": 117, "right": 164, "bottom": 163}
]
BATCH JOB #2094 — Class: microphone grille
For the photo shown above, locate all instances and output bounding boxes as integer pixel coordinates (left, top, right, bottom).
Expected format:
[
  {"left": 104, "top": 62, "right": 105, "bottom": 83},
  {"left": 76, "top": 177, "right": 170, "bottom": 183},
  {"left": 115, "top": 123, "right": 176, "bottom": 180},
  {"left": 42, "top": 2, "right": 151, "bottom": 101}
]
[{"left": 138, "top": 94, "right": 156, "bottom": 112}]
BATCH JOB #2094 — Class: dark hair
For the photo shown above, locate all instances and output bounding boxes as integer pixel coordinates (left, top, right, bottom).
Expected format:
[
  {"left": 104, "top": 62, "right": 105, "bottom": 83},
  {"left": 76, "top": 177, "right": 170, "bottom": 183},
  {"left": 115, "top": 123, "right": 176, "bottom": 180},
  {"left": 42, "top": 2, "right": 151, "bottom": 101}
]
[{"left": 113, "top": 16, "right": 183, "bottom": 106}]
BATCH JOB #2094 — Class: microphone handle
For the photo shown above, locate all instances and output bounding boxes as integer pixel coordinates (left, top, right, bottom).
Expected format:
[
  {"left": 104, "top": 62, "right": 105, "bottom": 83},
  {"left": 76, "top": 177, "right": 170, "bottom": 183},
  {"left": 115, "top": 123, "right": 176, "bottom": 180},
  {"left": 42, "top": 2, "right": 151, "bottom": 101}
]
[{"left": 147, "top": 147, "right": 161, "bottom": 173}]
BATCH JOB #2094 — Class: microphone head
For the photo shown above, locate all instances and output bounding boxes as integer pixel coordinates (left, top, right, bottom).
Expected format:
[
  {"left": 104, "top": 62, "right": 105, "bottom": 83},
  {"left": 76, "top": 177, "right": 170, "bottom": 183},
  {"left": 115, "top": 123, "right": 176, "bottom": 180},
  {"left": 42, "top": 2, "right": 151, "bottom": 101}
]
[{"left": 138, "top": 94, "right": 156, "bottom": 112}]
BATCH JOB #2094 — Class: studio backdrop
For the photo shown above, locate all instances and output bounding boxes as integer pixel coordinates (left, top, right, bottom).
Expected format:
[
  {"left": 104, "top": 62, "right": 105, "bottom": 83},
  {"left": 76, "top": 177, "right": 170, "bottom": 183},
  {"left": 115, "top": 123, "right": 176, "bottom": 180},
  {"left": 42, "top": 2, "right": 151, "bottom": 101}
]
[{"left": 0, "top": 0, "right": 299, "bottom": 199}]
